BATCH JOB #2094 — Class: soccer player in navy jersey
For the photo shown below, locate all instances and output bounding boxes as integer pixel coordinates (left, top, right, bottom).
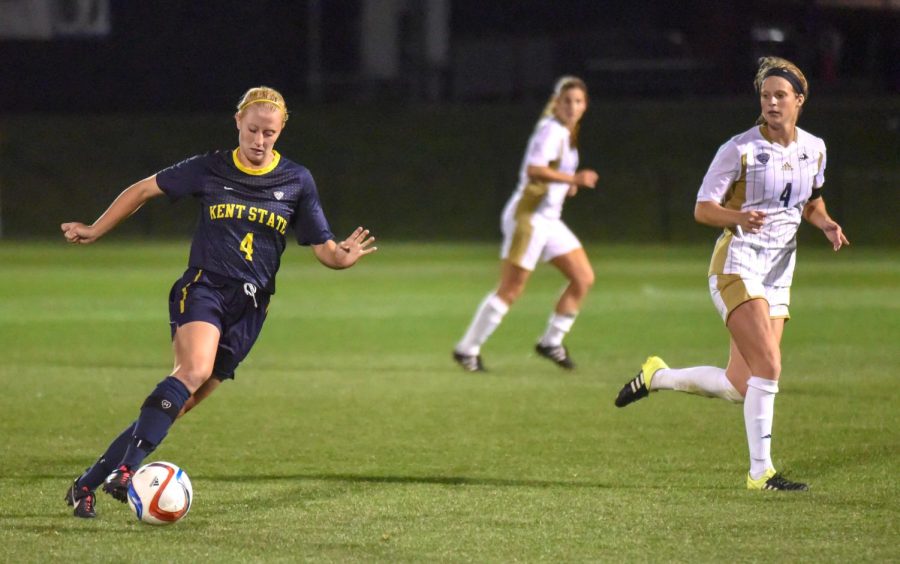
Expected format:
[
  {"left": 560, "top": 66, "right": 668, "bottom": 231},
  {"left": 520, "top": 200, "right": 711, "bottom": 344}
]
[{"left": 61, "top": 86, "right": 376, "bottom": 518}]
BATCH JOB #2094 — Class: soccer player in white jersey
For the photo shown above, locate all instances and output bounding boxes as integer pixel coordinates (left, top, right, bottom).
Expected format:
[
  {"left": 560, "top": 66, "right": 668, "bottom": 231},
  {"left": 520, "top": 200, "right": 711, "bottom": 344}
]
[
  {"left": 614, "top": 57, "right": 849, "bottom": 491},
  {"left": 453, "top": 76, "right": 599, "bottom": 372}
]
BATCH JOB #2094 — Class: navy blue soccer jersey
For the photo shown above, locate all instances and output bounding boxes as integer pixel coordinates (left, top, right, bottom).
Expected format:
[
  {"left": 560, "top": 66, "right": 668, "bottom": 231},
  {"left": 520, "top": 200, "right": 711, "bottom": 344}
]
[{"left": 156, "top": 149, "right": 334, "bottom": 293}]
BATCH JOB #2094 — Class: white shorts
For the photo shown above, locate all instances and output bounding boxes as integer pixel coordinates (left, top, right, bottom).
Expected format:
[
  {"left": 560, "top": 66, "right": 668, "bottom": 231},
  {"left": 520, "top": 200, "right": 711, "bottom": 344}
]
[
  {"left": 500, "top": 214, "right": 581, "bottom": 271},
  {"left": 709, "top": 274, "right": 791, "bottom": 323}
]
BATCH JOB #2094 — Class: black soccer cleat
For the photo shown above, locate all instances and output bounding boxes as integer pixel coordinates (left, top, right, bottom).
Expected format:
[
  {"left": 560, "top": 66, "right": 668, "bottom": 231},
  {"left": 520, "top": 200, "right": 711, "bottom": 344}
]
[
  {"left": 453, "top": 350, "right": 486, "bottom": 372},
  {"left": 615, "top": 356, "right": 668, "bottom": 407},
  {"left": 65, "top": 479, "right": 97, "bottom": 518},
  {"left": 615, "top": 371, "right": 649, "bottom": 407},
  {"left": 535, "top": 343, "right": 575, "bottom": 370},
  {"left": 102, "top": 465, "right": 134, "bottom": 503},
  {"left": 747, "top": 470, "right": 809, "bottom": 491}
]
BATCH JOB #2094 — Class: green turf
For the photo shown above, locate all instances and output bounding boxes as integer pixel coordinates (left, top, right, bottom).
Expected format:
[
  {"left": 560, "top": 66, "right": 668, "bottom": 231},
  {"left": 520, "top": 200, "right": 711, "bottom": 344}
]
[{"left": 0, "top": 241, "right": 897, "bottom": 562}]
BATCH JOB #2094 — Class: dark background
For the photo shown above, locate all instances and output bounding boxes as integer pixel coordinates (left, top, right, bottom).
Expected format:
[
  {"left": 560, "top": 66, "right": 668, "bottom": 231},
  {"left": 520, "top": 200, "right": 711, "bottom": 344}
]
[
  {"left": 3, "top": 0, "right": 898, "bottom": 110},
  {"left": 0, "top": 0, "right": 897, "bottom": 243}
]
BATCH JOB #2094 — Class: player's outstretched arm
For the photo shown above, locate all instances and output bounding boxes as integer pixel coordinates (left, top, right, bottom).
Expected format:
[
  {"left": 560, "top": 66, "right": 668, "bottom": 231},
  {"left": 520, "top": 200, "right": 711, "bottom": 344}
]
[
  {"left": 312, "top": 226, "right": 377, "bottom": 269},
  {"left": 803, "top": 197, "right": 849, "bottom": 251},
  {"left": 61, "top": 176, "right": 164, "bottom": 244}
]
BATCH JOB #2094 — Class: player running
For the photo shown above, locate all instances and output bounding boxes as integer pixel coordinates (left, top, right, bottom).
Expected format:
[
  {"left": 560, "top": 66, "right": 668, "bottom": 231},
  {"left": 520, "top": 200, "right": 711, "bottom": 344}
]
[
  {"left": 614, "top": 57, "right": 849, "bottom": 491},
  {"left": 453, "top": 76, "right": 599, "bottom": 372},
  {"left": 61, "top": 86, "right": 377, "bottom": 518}
]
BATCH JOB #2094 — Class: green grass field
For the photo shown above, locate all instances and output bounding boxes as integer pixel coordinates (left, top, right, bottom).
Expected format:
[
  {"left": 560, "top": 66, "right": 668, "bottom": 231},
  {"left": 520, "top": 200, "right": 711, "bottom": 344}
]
[{"left": 1, "top": 241, "right": 897, "bottom": 562}]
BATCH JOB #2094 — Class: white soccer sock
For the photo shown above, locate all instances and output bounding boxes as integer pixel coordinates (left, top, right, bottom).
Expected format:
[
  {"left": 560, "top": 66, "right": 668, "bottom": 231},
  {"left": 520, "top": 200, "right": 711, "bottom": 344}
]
[
  {"left": 538, "top": 312, "right": 577, "bottom": 347},
  {"left": 455, "top": 293, "right": 510, "bottom": 356},
  {"left": 744, "top": 376, "right": 779, "bottom": 479},
  {"left": 651, "top": 366, "right": 743, "bottom": 402}
]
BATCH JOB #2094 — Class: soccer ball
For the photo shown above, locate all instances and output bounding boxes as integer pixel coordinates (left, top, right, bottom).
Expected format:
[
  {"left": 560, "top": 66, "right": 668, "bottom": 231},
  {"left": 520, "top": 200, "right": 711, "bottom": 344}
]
[{"left": 126, "top": 461, "right": 193, "bottom": 525}]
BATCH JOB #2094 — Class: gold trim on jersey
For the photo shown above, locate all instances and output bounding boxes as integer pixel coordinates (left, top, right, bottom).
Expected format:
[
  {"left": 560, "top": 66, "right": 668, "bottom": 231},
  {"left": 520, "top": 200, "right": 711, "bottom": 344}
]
[
  {"left": 759, "top": 124, "right": 797, "bottom": 145},
  {"left": 720, "top": 153, "right": 748, "bottom": 211},
  {"left": 508, "top": 181, "right": 545, "bottom": 266},
  {"left": 708, "top": 230, "right": 732, "bottom": 276},
  {"left": 507, "top": 159, "right": 560, "bottom": 266},
  {"left": 179, "top": 269, "right": 204, "bottom": 314},
  {"left": 232, "top": 149, "right": 281, "bottom": 176}
]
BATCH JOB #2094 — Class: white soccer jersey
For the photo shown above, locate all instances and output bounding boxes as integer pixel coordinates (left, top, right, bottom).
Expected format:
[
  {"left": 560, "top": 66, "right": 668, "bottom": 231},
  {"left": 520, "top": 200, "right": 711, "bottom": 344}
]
[
  {"left": 502, "top": 116, "right": 579, "bottom": 222},
  {"left": 698, "top": 125, "right": 826, "bottom": 286}
]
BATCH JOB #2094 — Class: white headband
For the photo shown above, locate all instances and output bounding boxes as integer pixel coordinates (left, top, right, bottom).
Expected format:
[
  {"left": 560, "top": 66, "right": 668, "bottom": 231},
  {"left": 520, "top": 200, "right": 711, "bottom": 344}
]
[{"left": 553, "top": 75, "right": 580, "bottom": 95}]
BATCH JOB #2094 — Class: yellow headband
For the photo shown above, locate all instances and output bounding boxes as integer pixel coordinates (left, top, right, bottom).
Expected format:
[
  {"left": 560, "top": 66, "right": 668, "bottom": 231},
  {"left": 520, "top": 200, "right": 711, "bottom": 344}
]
[{"left": 238, "top": 98, "right": 285, "bottom": 113}]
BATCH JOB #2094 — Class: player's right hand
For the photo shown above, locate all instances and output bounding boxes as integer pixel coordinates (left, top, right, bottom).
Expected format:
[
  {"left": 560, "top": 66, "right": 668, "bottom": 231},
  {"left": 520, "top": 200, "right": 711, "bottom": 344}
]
[
  {"left": 61, "top": 222, "right": 98, "bottom": 244},
  {"left": 738, "top": 210, "right": 766, "bottom": 234}
]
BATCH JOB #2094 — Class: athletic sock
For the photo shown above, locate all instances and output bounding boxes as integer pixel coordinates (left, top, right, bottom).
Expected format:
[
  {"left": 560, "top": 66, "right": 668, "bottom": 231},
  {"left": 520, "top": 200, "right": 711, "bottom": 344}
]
[
  {"left": 651, "top": 366, "right": 743, "bottom": 402},
  {"left": 744, "top": 376, "right": 779, "bottom": 479},
  {"left": 455, "top": 293, "right": 510, "bottom": 356},
  {"left": 118, "top": 376, "right": 191, "bottom": 469},
  {"left": 119, "top": 438, "right": 156, "bottom": 471},
  {"left": 77, "top": 421, "right": 137, "bottom": 490},
  {"left": 538, "top": 312, "right": 577, "bottom": 347}
]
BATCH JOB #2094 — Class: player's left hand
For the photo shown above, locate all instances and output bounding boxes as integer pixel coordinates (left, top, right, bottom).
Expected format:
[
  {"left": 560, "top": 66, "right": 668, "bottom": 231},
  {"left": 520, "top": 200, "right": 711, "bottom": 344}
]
[
  {"left": 573, "top": 169, "right": 598, "bottom": 188},
  {"left": 823, "top": 221, "right": 849, "bottom": 251},
  {"left": 335, "top": 227, "right": 377, "bottom": 266},
  {"left": 61, "top": 222, "right": 99, "bottom": 244},
  {"left": 567, "top": 184, "right": 578, "bottom": 197}
]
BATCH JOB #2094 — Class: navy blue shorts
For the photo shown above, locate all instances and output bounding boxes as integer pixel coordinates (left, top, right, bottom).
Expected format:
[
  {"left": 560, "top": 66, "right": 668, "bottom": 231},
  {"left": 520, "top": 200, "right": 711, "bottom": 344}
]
[{"left": 168, "top": 268, "right": 270, "bottom": 380}]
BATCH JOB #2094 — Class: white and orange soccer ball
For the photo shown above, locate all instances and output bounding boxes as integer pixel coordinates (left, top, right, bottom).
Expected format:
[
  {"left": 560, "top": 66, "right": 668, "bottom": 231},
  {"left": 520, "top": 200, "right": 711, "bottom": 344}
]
[{"left": 126, "top": 461, "right": 193, "bottom": 525}]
